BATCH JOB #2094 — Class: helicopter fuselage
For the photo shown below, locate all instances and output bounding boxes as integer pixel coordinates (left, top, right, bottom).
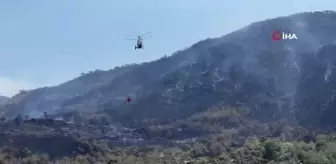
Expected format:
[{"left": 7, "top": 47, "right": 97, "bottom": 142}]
[{"left": 135, "top": 40, "right": 143, "bottom": 49}]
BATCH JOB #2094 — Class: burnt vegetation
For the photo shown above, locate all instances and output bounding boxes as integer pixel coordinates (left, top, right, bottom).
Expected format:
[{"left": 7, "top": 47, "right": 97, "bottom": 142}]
[{"left": 2, "top": 11, "right": 336, "bottom": 163}]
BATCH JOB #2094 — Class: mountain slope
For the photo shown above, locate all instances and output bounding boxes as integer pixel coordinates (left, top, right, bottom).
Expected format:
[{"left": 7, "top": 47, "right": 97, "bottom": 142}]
[
  {"left": 3, "top": 11, "right": 336, "bottom": 128},
  {"left": 0, "top": 96, "right": 8, "bottom": 105},
  {"left": 295, "top": 45, "right": 336, "bottom": 126},
  {"left": 61, "top": 10, "right": 336, "bottom": 117},
  {"left": 100, "top": 10, "right": 336, "bottom": 125}
]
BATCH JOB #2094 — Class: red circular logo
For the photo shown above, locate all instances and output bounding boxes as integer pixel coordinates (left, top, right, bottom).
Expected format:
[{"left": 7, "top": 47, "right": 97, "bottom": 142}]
[{"left": 272, "top": 31, "right": 282, "bottom": 41}]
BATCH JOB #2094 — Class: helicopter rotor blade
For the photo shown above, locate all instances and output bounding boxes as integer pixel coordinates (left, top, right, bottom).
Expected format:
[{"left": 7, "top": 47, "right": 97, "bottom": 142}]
[
  {"left": 141, "top": 32, "right": 151, "bottom": 37},
  {"left": 142, "top": 35, "right": 152, "bottom": 39},
  {"left": 125, "top": 38, "right": 137, "bottom": 40},
  {"left": 124, "top": 34, "right": 138, "bottom": 39}
]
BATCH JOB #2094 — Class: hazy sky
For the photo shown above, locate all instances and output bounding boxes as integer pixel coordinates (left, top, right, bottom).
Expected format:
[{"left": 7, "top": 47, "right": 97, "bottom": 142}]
[{"left": 0, "top": 0, "right": 335, "bottom": 97}]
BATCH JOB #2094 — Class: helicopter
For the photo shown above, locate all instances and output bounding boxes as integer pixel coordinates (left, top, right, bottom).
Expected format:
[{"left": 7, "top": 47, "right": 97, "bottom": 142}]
[{"left": 126, "top": 32, "right": 152, "bottom": 50}]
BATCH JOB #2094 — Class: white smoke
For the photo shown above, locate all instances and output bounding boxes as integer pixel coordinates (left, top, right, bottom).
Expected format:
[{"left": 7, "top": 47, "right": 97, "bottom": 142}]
[
  {"left": 0, "top": 76, "right": 36, "bottom": 97},
  {"left": 27, "top": 110, "right": 44, "bottom": 118},
  {"left": 324, "top": 61, "right": 332, "bottom": 82}
]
